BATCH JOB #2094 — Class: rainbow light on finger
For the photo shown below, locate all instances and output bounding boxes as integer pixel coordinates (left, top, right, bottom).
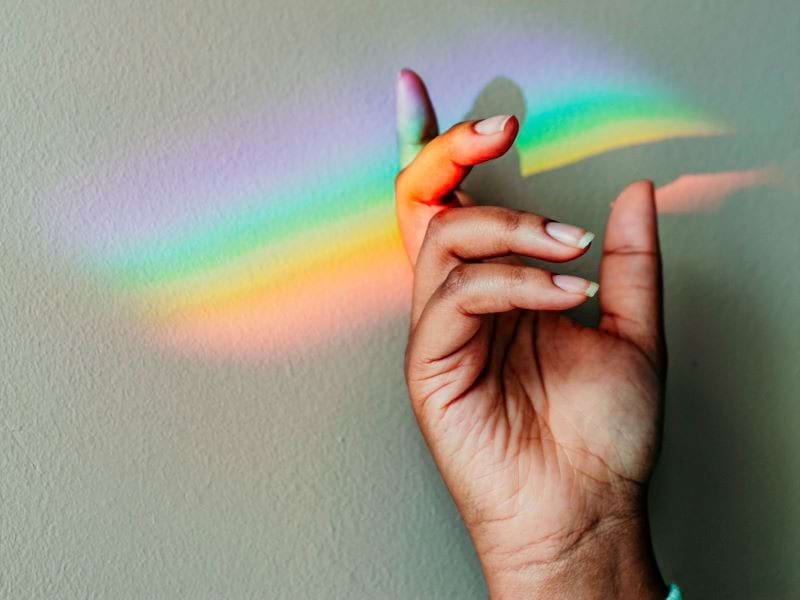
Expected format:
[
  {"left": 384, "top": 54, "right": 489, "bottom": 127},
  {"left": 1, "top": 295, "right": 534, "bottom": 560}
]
[{"left": 60, "top": 26, "right": 735, "bottom": 361}]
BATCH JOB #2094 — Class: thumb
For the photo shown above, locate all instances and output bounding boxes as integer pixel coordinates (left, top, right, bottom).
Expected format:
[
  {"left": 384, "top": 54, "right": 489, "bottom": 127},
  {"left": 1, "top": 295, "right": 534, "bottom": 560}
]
[{"left": 599, "top": 180, "right": 665, "bottom": 369}]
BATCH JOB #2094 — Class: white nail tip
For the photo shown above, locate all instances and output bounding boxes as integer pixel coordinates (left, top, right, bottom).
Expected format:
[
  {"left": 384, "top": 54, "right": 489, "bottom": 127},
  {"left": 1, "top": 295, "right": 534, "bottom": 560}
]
[
  {"left": 474, "top": 114, "right": 512, "bottom": 135},
  {"left": 577, "top": 231, "right": 596, "bottom": 249}
]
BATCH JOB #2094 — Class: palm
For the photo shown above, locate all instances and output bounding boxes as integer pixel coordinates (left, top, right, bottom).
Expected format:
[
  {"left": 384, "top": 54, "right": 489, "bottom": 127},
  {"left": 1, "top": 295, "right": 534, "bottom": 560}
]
[{"left": 411, "top": 307, "right": 662, "bottom": 560}]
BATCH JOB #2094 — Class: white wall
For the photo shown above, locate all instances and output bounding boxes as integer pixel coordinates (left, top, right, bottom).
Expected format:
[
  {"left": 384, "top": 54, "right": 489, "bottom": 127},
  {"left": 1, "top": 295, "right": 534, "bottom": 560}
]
[{"left": 2, "top": 1, "right": 799, "bottom": 597}]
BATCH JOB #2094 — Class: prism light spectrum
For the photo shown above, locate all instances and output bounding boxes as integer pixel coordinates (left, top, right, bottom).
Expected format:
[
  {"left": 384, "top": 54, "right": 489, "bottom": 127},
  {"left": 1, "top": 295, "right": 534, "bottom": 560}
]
[{"left": 61, "top": 27, "right": 738, "bottom": 361}]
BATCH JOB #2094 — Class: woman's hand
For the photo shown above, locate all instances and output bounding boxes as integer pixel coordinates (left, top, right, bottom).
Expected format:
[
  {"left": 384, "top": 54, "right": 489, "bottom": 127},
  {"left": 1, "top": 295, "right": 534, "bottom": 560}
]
[{"left": 396, "top": 69, "right": 669, "bottom": 599}]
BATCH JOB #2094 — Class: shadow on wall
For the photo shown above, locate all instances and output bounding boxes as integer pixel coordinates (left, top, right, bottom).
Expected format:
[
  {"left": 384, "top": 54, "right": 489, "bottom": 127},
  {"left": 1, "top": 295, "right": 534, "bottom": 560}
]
[
  {"left": 652, "top": 245, "right": 795, "bottom": 598},
  {"left": 466, "top": 76, "right": 788, "bottom": 217}
]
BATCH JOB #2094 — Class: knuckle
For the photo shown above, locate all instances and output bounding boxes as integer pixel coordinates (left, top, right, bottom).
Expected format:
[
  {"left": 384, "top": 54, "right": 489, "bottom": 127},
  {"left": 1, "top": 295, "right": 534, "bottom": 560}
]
[
  {"left": 506, "top": 265, "right": 529, "bottom": 288},
  {"left": 500, "top": 209, "right": 523, "bottom": 233},
  {"left": 443, "top": 121, "right": 465, "bottom": 138},
  {"left": 481, "top": 206, "right": 526, "bottom": 233},
  {"left": 440, "top": 263, "right": 473, "bottom": 299},
  {"left": 437, "top": 125, "right": 467, "bottom": 163},
  {"left": 492, "top": 207, "right": 544, "bottom": 235},
  {"left": 427, "top": 208, "right": 449, "bottom": 232},
  {"left": 423, "top": 208, "right": 452, "bottom": 245},
  {"left": 431, "top": 131, "right": 451, "bottom": 153}
]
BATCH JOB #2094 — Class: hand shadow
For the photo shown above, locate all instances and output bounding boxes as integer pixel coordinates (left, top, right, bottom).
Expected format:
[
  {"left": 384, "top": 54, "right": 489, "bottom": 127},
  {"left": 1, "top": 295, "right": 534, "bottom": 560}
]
[
  {"left": 651, "top": 249, "right": 795, "bottom": 598},
  {"left": 458, "top": 76, "right": 796, "bottom": 597}
]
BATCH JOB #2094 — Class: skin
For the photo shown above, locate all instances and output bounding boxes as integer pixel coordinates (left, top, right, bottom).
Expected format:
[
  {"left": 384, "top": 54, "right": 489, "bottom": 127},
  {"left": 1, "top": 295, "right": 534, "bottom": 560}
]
[{"left": 396, "top": 69, "right": 669, "bottom": 599}]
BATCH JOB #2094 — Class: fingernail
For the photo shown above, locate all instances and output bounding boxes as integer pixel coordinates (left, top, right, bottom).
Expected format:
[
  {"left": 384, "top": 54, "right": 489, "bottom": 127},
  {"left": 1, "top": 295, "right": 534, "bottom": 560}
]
[
  {"left": 552, "top": 274, "right": 599, "bottom": 297},
  {"left": 545, "top": 221, "right": 595, "bottom": 249},
  {"left": 474, "top": 114, "right": 512, "bottom": 135}
]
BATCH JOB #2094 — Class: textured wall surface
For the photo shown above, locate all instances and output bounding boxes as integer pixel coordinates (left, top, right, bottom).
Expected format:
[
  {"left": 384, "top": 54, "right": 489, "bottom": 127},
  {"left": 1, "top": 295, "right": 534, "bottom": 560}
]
[{"left": 2, "top": 1, "right": 799, "bottom": 598}]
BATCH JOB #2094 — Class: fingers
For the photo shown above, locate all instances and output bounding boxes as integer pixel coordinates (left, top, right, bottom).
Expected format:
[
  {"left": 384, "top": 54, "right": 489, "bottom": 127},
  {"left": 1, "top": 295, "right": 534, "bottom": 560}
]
[
  {"left": 396, "top": 68, "right": 439, "bottom": 169},
  {"left": 407, "top": 263, "right": 595, "bottom": 369},
  {"left": 396, "top": 116, "right": 519, "bottom": 207},
  {"left": 394, "top": 68, "right": 449, "bottom": 265},
  {"left": 599, "top": 180, "right": 665, "bottom": 367},
  {"left": 394, "top": 71, "right": 519, "bottom": 264},
  {"left": 412, "top": 205, "right": 595, "bottom": 325}
]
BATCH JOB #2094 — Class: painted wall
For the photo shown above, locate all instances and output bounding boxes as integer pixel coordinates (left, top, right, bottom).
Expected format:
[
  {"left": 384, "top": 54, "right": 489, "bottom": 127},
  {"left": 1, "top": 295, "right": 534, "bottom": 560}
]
[{"left": 2, "top": 1, "right": 798, "bottom": 597}]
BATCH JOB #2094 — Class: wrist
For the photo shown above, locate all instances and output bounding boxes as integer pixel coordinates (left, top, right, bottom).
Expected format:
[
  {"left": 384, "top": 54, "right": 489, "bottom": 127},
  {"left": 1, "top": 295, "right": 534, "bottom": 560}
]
[{"left": 478, "top": 514, "right": 667, "bottom": 600}]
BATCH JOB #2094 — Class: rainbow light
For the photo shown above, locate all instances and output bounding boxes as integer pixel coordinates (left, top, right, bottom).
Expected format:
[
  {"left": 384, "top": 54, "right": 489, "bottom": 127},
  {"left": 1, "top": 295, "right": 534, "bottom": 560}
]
[
  {"left": 516, "top": 88, "right": 724, "bottom": 175},
  {"left": 60, "top": 27, "right": 731, "bottom": 361}
]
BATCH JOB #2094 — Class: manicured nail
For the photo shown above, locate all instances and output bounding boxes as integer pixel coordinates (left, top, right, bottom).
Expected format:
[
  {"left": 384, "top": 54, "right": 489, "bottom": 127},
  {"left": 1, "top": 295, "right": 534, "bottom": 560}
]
[
  {"left": 474, "top": 114, "right": 512, "bottom": 135},
  {"left": 552, "top": 274, "right": 599, "bottom": 297},
  {"left": 545, "top": 221, "right": 595, "bottom": 249}
]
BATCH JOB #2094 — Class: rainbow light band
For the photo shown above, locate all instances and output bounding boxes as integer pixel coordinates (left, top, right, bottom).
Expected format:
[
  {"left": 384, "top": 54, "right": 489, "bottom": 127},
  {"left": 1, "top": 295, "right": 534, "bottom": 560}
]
[
  {"left": 61, "top": 27, "right": 729, "bottom": 360},
  {"left": 516, "top": 89, "right": 723, "bottom": 175},
  {"left": 99, "top": 153, "right": 396, "bottom": 291}
]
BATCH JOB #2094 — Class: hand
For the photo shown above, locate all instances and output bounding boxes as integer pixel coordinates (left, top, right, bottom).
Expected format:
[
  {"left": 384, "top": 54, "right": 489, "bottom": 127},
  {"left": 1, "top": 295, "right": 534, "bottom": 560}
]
[{"left": 396, "top": 69, "right": 669, "bottom": 599}]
